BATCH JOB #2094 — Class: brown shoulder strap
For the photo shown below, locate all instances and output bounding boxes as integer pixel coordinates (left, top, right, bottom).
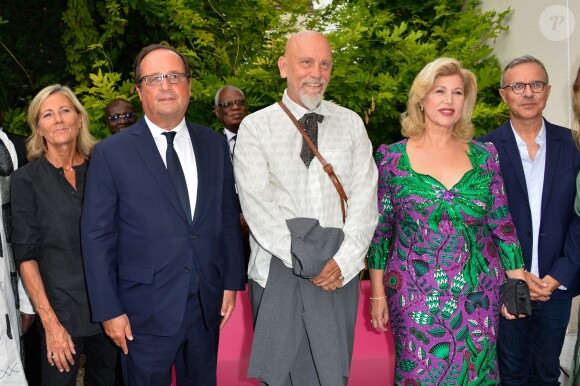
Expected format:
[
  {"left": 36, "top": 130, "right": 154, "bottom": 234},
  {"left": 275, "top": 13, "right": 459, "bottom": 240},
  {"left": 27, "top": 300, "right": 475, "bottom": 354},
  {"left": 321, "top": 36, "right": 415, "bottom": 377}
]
[{"left": 277, "top": 101, "right": 348, "bottom": 223}]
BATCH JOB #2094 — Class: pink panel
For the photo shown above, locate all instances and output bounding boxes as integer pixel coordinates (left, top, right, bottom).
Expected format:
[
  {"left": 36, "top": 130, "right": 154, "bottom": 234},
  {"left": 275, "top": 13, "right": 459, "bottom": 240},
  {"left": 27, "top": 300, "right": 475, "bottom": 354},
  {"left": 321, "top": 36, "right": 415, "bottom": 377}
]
[{"left": 172, "top": 280, "right": 395, "bottom": 385}]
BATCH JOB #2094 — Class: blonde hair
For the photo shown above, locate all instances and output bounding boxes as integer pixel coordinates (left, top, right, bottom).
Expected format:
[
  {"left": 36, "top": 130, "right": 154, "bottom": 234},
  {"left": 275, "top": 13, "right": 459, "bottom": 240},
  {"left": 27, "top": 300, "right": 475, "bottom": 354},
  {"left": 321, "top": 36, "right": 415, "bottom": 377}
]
[
  {"left": 27, "top": 84, "right": 96, "bottom": 161},
  {"left": 572, "top": 66, "right": 580, "bottom": 148},
  {"left": 401, "top": 57, "right": 478, "bottom": 142}
]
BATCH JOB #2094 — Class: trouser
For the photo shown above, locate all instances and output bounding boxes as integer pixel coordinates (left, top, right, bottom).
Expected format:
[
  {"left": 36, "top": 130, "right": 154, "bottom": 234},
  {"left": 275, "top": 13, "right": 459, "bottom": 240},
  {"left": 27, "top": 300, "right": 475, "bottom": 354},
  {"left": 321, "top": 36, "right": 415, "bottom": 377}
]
[
  {"left": 121, "top": 292, "right": 219, "bottom": 386},
  {"left": 498, "top": 297, "right": 572, "bottom": 386}
]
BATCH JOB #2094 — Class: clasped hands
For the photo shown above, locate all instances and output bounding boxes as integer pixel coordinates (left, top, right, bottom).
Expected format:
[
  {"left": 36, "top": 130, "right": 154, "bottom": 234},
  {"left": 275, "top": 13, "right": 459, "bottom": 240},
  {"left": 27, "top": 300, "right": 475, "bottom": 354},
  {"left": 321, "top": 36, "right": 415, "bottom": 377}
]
[
  {"left": 310, "top": 258, "right": 343, "bottom": 292},
  {"left": 525, "top": 272, "right": 559, "bottom": 302},
  {"left": 501, "top": 272, "right": 559, "bottom": 320}
]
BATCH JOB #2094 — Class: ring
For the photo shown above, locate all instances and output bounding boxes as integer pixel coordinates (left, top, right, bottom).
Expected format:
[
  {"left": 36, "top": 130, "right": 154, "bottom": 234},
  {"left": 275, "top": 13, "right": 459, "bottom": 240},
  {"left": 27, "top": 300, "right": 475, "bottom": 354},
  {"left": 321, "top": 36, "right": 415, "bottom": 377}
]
[{"left": 51, "top": 354, "right": 55, "bottom": 359}]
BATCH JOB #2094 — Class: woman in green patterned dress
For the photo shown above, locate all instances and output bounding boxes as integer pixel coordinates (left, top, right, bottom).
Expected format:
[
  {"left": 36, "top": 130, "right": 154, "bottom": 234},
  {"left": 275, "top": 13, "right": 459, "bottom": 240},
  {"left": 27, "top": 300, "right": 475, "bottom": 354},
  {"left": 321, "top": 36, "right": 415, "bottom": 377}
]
[
  {"left": 367, "top": 57, "right": 527, "bottom": 385},
  {"left": 569, "top": 65, "right": 580, "bottom": 386}
]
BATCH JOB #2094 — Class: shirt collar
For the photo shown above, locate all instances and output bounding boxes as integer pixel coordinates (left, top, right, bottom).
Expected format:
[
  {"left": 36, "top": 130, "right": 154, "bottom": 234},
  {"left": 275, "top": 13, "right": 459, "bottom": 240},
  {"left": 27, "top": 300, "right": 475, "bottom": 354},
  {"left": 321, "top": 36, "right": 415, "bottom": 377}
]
[
  {"left": 281, "top": 89, "right": 332, "bottom": 119},
  {"left": 223, "top": 128, "right": 237, "bottom": 141},
  {"left": 510, "top": 119, "right": 546, "bottom": 147},
  {"left": 145, "top": 115, "right": 190, "bottom": 140}
]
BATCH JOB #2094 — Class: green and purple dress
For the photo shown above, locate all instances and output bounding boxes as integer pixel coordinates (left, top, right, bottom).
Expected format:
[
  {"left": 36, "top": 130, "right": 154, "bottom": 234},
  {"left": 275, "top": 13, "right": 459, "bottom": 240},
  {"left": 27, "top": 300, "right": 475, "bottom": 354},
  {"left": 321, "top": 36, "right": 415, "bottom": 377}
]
[{"left": 368, "top": 140, "right": 524, "bottom": 385}]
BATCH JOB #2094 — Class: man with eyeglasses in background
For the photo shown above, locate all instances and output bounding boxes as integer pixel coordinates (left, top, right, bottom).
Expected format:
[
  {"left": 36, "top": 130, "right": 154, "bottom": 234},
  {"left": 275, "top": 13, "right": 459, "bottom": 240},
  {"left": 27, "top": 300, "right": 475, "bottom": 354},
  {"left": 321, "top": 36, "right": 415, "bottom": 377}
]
[
  {"left": 81, "top": 44, "right": 245, "bottom": 386},
  {"left": 105, "top": 98, "right": 138, "bottom": 135},
  {"left": 214, "top": 85, "right": 251, "bottom": 272},
  {"left": 479, "top": 55, "right": 580, "bottom": 386}
]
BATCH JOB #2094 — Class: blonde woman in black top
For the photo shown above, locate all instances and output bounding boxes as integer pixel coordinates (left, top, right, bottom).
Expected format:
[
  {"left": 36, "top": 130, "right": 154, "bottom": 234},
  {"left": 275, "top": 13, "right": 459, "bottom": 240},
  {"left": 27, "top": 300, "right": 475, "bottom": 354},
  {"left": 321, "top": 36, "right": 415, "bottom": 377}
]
[{"left": 11, "top": 84, "right": 116, "bottom": 386}]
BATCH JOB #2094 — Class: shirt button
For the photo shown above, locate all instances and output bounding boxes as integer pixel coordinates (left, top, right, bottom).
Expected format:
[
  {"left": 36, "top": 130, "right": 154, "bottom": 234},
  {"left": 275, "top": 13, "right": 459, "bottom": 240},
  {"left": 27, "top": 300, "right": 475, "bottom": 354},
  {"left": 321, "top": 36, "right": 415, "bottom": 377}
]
[{"left": 184, "top": 266, "right": 191, "bottom": 273}]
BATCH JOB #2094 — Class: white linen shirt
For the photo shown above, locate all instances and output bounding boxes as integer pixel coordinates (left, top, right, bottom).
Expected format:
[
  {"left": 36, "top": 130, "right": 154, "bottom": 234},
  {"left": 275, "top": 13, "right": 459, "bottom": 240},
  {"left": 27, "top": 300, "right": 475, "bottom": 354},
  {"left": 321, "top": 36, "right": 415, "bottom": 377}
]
[
  {"left": 145, "top": 116, "right": 198, "bottom": 220},
  {"left": 234, "top": 90, "right": 378, "bottom": 287}
]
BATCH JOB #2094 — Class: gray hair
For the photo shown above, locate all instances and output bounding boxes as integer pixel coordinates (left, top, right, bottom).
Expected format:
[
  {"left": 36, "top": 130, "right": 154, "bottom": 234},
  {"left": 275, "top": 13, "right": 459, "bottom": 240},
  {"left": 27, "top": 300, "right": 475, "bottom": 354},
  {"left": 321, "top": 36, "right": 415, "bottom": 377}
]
[
  {"left": 501, "top": 55, "right": 549, "bottom": 88},
  {"left": 214, "top": 85, "right": 245, "bottom": 106}
]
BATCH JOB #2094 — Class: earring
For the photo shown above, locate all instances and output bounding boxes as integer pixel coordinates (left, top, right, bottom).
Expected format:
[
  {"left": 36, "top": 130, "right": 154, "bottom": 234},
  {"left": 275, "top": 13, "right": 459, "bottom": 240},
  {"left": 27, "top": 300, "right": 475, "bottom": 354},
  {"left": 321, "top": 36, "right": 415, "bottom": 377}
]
[{"left": 419, "top": 105, "right": 424, "bottom": 112}]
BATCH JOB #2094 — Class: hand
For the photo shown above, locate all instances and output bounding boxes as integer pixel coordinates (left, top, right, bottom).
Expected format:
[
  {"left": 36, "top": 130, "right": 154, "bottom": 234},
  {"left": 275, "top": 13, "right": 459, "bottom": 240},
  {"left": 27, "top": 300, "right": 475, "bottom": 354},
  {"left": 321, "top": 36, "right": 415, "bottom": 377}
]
[
  {"left": 501, "top": 304, "right": 527, "bottom": 320},
  {"left": 20, "top": 312, "right": 36, "bottom": 335},
  {"left": 44, "top": 320, "right": 76, "bottom": 372},
  {"left": 524, "top": 271, "right": 551, "bottom": 301},
  {"left": 310, "top": 259, "right": 343, "bottom": 292},
  {"left": 370, "top": 297, "right": 390, "bottom": 331},
  {"left": 220, "top": 290, "right": 237, "bottom": 330},
  {"left": 102, "top": 314, "right": 133, "bottom": 355},
  {"left": 240, "top": 214, "right": 250, "bottom": 237},
  {"left": 541, "top": 274, "right": 561, "bottom": 293}
]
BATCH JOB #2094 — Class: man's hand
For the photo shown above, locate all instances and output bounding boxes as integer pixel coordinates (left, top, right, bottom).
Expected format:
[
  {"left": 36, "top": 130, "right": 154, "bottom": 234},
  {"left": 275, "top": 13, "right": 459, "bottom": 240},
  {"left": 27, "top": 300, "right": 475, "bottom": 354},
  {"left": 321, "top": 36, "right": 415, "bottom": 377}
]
[
  {"left": 524, "top": 271, "right": 552, "bottom": 301},
  {"left": 541, "top": 274, "right": 561, "bottom": 294},
  {"left": 311, "top": 259, "right": 343, "bottom": 292},
  {"left": 102, "top": 314, "right": 133, "bottom": 354},
  {"left": 20, "top": 312, "right": 35, "bottom": 335},
  {"left": 240, "top": 214, "right": 250, "bottom": 237},
  {"left": 220, "top": 290, "right": 237, "bottom": 330}
]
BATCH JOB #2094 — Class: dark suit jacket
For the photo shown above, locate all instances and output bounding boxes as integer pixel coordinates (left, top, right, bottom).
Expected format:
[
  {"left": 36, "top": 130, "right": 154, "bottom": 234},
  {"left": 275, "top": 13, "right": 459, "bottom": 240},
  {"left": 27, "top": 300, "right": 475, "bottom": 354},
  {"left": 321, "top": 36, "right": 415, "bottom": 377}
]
[
  {"left": 81, "top": 118, "right": 245, "bottom": 336},
  {"left": 479, "top": 119, "right": 580, "bottom": 298},
  {"left": 4, "top": 131, "right": 28, "bottom": 167}
]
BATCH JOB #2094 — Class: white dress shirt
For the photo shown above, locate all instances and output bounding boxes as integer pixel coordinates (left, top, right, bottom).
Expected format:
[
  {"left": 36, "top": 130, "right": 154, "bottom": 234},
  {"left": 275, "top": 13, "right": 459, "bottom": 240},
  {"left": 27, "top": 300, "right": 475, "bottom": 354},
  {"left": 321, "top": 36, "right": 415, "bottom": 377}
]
[
  {"left": 145, "top": 116, "right": 198, "bottom": 220},
  {"left": 511, "top": 121, "right": 546, "bottom": 279},
  {"left": 224, "top": 128, "right": 237, "bottom": 156},
  {"left": 234, "top": 90, "right": 378, "bottom": 287}
]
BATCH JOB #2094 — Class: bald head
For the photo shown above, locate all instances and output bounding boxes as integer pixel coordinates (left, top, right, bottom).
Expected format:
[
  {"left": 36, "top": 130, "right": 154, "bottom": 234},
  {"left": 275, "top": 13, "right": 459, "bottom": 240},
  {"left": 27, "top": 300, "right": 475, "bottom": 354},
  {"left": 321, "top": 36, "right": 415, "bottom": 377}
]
[{"left": 278, "top": 30, "right": 332, "bottom": 110}]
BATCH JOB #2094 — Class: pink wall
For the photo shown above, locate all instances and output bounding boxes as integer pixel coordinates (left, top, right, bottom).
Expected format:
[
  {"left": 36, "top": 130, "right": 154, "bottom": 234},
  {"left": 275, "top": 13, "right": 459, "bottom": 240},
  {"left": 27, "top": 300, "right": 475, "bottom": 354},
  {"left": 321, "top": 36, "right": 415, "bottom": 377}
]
[{"left": 173, "top": 280, "right": 395, "bottom": 385}]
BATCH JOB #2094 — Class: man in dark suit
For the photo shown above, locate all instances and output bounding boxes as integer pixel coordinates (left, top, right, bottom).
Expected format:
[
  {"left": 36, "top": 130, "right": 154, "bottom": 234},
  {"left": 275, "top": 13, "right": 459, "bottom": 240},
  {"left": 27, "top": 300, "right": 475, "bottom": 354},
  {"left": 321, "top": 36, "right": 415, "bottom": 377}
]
[
  {"left": 81, "top": 44, "right": 245, "bottom": 386},
  {"left": 479, "top": 55, "right": 580, "bottom": 386},
  {"left": 214, "top": 85, "right": 251, "bottom": 269}
]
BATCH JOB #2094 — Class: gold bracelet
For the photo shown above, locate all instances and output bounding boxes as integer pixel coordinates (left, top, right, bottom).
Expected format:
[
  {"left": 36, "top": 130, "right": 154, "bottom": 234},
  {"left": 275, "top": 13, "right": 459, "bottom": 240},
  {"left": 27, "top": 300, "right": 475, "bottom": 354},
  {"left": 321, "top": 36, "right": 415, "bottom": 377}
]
[{"left": 370, "top": 295, "right": 387, "bottom": 300}]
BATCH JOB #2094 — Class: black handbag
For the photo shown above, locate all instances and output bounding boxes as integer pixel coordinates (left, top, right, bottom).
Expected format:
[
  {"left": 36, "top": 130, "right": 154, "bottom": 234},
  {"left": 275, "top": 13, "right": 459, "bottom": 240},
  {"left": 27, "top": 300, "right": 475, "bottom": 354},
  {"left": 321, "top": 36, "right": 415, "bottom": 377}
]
[{"left": 502, "top": 278, "right": 532, "bottom": 317}]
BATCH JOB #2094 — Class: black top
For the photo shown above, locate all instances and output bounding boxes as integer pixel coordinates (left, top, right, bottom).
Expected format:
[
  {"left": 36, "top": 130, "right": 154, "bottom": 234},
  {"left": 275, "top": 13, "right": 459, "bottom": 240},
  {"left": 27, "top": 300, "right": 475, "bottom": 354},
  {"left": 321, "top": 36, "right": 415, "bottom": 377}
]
[{"left": 11, "top": 156, "right": 100, "bottom": 337}]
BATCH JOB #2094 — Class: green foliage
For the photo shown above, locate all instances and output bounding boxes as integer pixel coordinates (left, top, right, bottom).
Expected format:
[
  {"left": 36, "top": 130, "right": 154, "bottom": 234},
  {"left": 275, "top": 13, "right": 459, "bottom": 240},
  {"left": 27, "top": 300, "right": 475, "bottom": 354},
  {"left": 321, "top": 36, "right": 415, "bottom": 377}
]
[
  {"left": 319, "top": 0, "right": 512, "bottom": 146},
  {"left": 1, "top": 0, "right": 511, "bottom": 146}
]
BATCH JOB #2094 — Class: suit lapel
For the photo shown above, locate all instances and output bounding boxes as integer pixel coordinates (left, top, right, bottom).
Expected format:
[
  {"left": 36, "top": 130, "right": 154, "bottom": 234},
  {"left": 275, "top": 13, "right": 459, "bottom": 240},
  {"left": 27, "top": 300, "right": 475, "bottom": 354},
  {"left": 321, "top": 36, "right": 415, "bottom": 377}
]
[
  {"left": 130, "top": 119, "right": 190, "bottom": 226},
  {"left": 540, "top": 120, "right": 560, "bottom": 213},
  {"left": 499, "top": 123, "right": 529, "bottom": 201}
]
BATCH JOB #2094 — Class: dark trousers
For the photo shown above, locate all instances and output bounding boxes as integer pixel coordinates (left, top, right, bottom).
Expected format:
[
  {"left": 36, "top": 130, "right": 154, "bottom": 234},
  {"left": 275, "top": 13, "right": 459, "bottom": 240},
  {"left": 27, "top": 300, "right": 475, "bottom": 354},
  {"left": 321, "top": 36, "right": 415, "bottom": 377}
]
[
  {"left": 23, "top": 318, "right": 42, "bottom": 385},
  {"left": 498, "top": 297, "right": 572, "bottom": 386},
  {"left": 121, "top": 292, "right": 219, "bottom": 386},
  {"left": 40, "top": 330, "right": 117, "bottom": 386}
]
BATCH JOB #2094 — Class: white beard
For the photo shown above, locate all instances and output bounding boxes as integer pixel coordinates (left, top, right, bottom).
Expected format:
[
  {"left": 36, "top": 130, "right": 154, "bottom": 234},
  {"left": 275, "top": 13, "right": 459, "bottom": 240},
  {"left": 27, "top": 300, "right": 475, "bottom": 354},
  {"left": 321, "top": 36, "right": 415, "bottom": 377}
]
[{"left": 300, "top": 92, "right": 323, "bottom": 111}]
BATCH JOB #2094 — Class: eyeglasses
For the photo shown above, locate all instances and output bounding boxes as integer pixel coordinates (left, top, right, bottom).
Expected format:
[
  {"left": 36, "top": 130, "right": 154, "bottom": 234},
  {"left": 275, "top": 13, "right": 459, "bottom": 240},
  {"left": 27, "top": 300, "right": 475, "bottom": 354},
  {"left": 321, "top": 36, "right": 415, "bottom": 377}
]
[
  {"left": 502, "top": 81, "right": 547, "bottom": 94},
  {"left": 217, "top": 99, "right": 246, "bottom": 109},
  {"left": 106, "top": 112, "right": 135, "bottom": 121},
  {"left": 139, "top": 73, "right": 190, "bottom": 86}
]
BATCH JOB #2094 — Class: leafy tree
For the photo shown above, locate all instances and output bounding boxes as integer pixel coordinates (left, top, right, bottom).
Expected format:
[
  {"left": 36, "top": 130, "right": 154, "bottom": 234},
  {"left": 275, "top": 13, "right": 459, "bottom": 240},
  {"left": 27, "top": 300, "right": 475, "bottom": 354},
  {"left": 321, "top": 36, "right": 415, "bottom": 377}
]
[
  {"left": 1, "top": 0, "right": 511, "bottom": 148},
  {"left": 315, "top": 0, "right": 511, "bottom": 145}
]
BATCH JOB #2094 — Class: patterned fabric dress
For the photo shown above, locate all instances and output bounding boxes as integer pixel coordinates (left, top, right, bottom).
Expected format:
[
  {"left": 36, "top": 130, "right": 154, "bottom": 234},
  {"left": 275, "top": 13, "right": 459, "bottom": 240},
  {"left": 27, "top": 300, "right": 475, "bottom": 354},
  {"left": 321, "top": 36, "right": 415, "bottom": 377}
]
[{"left": 367, "top": 140, "right": 524, "bottom": 386}]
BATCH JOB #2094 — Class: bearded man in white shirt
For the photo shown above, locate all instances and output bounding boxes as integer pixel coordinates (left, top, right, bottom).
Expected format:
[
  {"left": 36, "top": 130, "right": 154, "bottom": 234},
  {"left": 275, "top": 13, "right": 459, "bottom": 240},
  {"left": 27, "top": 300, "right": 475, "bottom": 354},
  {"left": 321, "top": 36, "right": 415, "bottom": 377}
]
[{"left": 234, "top": 30, "right": 378, "bottom": 386}]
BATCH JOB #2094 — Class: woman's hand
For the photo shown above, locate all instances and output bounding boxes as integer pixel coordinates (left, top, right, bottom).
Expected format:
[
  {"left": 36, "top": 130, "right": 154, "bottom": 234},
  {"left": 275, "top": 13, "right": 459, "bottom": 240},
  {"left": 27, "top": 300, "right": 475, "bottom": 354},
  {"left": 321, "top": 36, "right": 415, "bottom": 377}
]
[
  {"left": 500, "top": 304, "right": 527, "bottom": 320},
  {"left": 44, "top": 319, "right": 76, "bottom": 372},
  {"left": 370, "top": 296, "right": 390, "bottom": 331}
]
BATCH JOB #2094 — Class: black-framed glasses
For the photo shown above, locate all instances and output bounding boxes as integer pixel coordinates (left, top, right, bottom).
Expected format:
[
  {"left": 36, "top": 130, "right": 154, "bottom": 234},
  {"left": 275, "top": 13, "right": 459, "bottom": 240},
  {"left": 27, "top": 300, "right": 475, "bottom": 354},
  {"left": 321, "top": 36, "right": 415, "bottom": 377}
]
[
  {"left": 139, "top": 73, "right": 190, "bottom": 86},
  {"left": 502, "top": 81, "right": 547, "bottom": 94},
  {"left": 217, "top": 99, "right": 246, "bottom": 109},
  {"left": 106, "top": 112, "right": 135, "bottom": 121}
]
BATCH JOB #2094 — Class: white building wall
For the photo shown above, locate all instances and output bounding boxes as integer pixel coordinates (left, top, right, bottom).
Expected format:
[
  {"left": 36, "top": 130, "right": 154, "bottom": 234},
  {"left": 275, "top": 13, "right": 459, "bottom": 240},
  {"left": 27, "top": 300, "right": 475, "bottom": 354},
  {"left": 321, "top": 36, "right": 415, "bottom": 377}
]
[{"left": 481, "top": 0, "right": 579, "bottom": 128}]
